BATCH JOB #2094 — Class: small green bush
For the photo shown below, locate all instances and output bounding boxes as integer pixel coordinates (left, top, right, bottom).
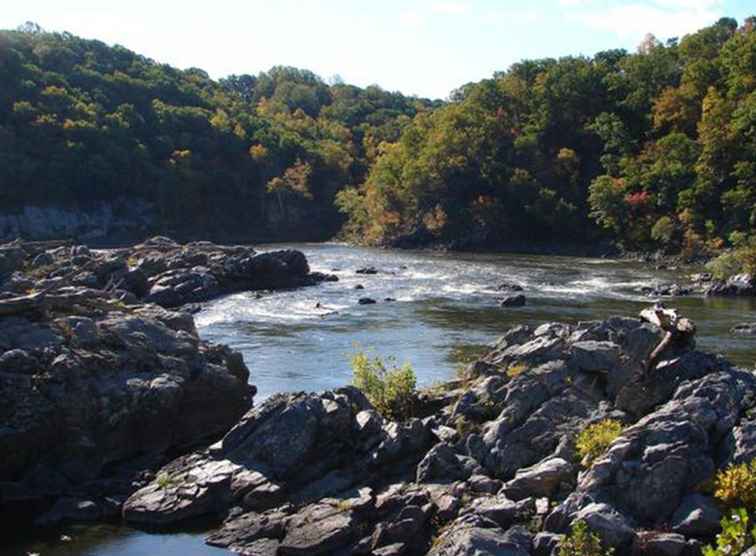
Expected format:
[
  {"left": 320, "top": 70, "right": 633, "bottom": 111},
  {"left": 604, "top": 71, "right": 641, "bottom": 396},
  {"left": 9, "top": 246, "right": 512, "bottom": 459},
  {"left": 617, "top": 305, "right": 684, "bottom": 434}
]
[
  {"left": 706, "top": 236, "right": 756, "bottom": 280},
  {"left": 351, "top": 350, "right": 416, "bottom": 420},
  {"left": 703, "top": 508, "right": 756, "bottom": 556},
  {"left": 559, "top": 520, "right": 614, "bottom": 556},
  {"left": 651, "top": 215, "right": 676, "bottom": 245},
  {"left": 713, "top": 459, "right": 756, "bottom": 509},
  {"left": 576, "top": 419, "right": 623, "bottom": 467},
  {"left": 156, "top": 472, "right": 175, "bottom": 489}
]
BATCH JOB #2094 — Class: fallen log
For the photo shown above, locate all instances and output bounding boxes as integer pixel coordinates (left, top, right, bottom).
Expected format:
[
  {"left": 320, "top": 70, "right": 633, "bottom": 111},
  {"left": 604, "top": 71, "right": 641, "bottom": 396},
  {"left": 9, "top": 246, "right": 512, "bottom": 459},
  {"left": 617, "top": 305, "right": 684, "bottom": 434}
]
[{"left": 640, "top": 304, "right": 696, "bottom": 371}]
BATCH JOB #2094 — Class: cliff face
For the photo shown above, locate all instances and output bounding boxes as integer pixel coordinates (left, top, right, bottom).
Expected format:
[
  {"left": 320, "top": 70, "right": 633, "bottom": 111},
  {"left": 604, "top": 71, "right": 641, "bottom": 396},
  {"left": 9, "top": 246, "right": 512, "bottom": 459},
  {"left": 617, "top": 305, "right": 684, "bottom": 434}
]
[
  {"left": 0, "top": 199, "right": 342, "bottom": 245},
  {"left": 0, "top": 200, "right": 157, "bottom": 244}
]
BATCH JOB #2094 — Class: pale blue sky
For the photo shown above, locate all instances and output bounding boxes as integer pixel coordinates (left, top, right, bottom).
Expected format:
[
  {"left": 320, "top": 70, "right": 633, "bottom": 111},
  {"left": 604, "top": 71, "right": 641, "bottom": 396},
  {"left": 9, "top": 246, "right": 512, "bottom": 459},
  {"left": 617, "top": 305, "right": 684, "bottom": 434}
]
[{"left": 1, "top": 0, "right": 752, "bottom": 99}]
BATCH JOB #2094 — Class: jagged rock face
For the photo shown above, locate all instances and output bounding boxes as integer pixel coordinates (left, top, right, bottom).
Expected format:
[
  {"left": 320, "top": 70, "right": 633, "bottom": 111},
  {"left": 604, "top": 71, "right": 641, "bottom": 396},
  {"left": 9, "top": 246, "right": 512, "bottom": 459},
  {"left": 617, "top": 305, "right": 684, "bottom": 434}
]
[
  {"left": 705, "top": 273, "right": 755, "bottom": 297},
  {"left": 123, "top": 387, "right": 435, "bottom": 528},
  {"left": 0, "top": 237, "right": 331, "bottom": 308},
  {"left": 117, "top": 311, "right": 755, "bottom": 555},
  {"left": 0, "top": 303, "right": 252, "bottom": 508}
]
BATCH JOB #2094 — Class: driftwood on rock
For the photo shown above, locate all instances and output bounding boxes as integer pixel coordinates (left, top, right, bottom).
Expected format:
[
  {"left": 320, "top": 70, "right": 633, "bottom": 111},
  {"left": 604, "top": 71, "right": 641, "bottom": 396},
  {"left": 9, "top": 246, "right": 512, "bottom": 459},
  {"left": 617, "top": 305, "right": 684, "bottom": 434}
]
[
  {"left": 640, "top": 304, "right": 696, "bottom": 371},
  {"left": 0, "top": 291, "right": 46, "bottom": 316}
]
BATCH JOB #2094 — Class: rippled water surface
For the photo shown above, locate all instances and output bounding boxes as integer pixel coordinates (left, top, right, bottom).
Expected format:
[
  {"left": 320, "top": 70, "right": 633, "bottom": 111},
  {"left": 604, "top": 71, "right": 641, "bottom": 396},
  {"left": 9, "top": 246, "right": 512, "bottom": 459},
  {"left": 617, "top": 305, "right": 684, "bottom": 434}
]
[
  {"left": 9, "top": 244, "right": 755, "bottom": 556},
  {"left": 197, "top": 243, "right": 756, "bottom": 399}
]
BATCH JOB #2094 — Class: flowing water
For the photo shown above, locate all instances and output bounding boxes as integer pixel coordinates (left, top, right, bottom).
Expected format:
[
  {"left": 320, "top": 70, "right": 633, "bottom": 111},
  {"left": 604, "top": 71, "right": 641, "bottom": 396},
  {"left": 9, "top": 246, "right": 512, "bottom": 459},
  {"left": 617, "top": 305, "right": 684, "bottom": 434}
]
[{"left": 8, "top": 244, "right": 756, "bottom": 556}]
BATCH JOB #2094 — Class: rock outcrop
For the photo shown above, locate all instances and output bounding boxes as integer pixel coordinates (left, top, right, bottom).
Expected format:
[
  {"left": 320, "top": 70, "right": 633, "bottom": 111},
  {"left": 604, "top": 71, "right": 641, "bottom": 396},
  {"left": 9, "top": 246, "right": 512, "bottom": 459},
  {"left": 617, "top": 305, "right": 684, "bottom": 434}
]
[
  {"left": 705, "top": 273, "right": 756, "bottom": 297},
  {"left": 0, "top": 236, "right": 334, "bottom": 528},
  {"left": 116, "top": 306, "right": 754, "bottom": 555},
  {"left": 0, "top": 236, "right": 334, "bottom": 308}
]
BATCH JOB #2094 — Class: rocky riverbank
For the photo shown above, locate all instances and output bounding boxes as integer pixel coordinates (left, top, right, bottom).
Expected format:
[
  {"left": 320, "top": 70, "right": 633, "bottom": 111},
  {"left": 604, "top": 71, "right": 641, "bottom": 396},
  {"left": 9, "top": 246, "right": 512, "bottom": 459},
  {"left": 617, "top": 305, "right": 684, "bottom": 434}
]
[
  {"left": 0, "top": 237, "right": 334, "bottom": 529},
  {"left": 117, "top": 308, "right": 754, "bottom": 555},
  {"left": 2, "top": 237, "right": 754, "bottom": 555}
]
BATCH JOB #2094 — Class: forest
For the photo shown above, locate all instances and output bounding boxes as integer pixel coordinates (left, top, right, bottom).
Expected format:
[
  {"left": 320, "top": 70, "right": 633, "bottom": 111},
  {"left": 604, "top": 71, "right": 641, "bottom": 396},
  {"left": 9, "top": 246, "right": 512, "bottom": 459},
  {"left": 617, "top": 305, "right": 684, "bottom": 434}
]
[
  {"left": 0, "top": 17, "right": 754, "bottom": 253},
  {"left": 0, "top": 22, "right": 439, "bottom": 240}
]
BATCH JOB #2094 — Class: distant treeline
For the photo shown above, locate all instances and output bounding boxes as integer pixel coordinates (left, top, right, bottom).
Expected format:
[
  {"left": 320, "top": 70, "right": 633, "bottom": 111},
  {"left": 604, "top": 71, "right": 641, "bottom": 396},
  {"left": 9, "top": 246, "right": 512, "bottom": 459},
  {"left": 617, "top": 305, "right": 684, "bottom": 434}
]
[
  {"left": 338, "top": 16, "right": 756, "bottom": 254},
  {"left": 0, "top": 22, "right": 439, "bottom": 239},
  {"left": 0, "top": 18, "right": 753, "bottom": 251}
]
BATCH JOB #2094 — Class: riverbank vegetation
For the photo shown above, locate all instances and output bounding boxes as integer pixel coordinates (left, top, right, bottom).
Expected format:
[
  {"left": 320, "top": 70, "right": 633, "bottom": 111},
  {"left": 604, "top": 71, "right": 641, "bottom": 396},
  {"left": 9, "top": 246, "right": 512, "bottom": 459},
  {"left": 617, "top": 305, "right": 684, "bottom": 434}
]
[
  {"left": 0, "top": 17, "right": 753, "bottom": 255},
  {"left": 338, "top": 16, "right": 755, "bottom": 256},
  {"left": 351, "top": 350, "right": 417, "bottom": 420},
  {"left": 0, "top": 22, "right": 437, "bottom": 239}
]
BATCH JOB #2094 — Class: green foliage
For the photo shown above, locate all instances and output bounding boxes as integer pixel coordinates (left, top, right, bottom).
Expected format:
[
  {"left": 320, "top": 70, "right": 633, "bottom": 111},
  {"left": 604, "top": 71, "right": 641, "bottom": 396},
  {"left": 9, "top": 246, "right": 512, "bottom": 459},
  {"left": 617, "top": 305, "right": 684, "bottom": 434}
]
[
  {"left": 1, "top": 18, "right": 754, "bottom": 251},
  {"left": 351, "top": 350, "right": 416, "bottom": 421},
  {"left": 703, "top": 508, "right": 756, "bottom": 556},
  {"left": 156, "top": 472, "right": 175, "bottom": 489},
  {"left": 338, "top": 19, "right": 756, "bottom": 252},
  {"left": 713, "top": 459, "right": 756, "bottom": 509},
  {"left": 706, "top": 237, "right": 756, "bottom": 280},
  {"left": 651, "top": 216, "right": 677, "bottom": 245},
  {"left": 576, "top": 419, "right": 623, "bottom": 466},
  {"left": 0, "top": 27, "right": 431, "bottom": 238},
  {"left": 559, "top": 520, "right": 615, "bottom": 556}
]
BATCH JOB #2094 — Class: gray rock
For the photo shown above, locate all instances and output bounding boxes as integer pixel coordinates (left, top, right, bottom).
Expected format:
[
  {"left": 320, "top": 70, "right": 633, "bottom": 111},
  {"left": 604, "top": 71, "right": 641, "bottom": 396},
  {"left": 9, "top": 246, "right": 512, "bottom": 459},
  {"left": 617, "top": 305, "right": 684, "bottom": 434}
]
[
  {"left": 569, "top": 341, "right": 622, "bottom": 372},
  {"left": 500, "top": 457, "right": 575, "bottom": 500},
  {"left": 671, "top": 494, "right": 722, "bottom": 537},
  {"left": 462, "top": 495, "right": 535, "bottom": 529},
  {"left": 633, "top": 531, "right": 687, "bottom": 556},
  {"left": 416, "top": 443, "right": 472, "bottom": 483},
  {"left": 279, "top": 502, "right": 358, "bottom": 555},
  {"left": 500, "top": 294, "right": 526, "bottom": 307},
  {"left": 573, "top": 503, "right": 636, "bottom": 548},
  {"left": 533, "top": 532, "right": 562, "bottom": 556},
  {"left": 731, "top": 322, "right": 756, "bottom": 335},
  {"left": 428, "top": 521, "right": 532, "bottom": 556}
]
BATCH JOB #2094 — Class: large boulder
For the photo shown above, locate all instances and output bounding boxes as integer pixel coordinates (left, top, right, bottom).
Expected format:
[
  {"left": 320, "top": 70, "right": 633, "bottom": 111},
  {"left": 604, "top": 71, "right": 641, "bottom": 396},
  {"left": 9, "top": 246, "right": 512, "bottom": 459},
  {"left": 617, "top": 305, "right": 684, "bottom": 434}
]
[
  {"left": 0, "top": 299, "right": 251, "bottom": 522},
  {"left": 123, "top": 387, "right": 434, "bottom": 526}
]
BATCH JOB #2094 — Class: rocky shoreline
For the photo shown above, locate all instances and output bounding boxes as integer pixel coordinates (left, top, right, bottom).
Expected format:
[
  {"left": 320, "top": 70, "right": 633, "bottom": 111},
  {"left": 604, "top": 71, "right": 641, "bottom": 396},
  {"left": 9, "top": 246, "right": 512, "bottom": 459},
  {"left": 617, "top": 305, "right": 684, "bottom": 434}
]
[
  {"left": 1, "top": 237, "right": 755, "bottom": 555},
  {"left": 114, "top": 309, "right": 755, "bottom": 556},
  {"left": 0, "top": 237, "right": 334, "bottom": 530}
]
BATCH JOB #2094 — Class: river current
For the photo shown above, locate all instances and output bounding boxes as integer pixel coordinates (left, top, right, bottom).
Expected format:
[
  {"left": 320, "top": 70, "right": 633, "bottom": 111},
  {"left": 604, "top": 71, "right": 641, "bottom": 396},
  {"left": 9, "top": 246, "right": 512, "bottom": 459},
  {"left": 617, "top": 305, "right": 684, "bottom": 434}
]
[{"left": 9, "top": 244, "right": 756, "bottom": 556}]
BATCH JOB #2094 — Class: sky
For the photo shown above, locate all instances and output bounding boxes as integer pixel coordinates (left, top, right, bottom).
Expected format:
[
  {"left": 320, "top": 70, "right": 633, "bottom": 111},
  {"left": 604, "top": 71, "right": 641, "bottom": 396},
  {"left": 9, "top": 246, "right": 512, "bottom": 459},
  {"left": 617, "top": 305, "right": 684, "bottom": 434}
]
[{"left": 1, "top": 0, "right": 753, "bottom": 99}]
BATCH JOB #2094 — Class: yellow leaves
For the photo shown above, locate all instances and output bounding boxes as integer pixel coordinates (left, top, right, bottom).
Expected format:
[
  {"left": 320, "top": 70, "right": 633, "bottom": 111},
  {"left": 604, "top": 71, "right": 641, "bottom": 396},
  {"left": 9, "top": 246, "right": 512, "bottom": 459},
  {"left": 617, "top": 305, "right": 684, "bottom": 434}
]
[
  {"left": 266, "top": 159, "right": 313, "bottom": 200},
  {"left": 210, "top": 109, "right": 231, "bottom": 132},
  {"left": 506, "top": 363, "right": 528, "bottom": 378},
  {"left": 576, "top": 419, "right": 623, "bottom": 467},
  {"left": 422, "top": 204, "right": 448, "bottom": 234},
  {"left": 249, "top": 144, "right": 269, "bottom": 162},
  {"left": 169, "top": 150, "right": 192, "bottom": 167},
  {"left": 713, "top": 459, "right": 756, "bottom": 509}
]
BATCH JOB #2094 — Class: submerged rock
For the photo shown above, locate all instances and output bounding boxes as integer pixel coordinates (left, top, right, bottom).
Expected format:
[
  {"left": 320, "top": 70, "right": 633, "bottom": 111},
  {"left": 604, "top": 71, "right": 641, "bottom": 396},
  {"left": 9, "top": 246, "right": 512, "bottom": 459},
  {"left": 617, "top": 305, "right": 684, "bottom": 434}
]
[
  {"left": 500, "top": 294, "right": 526, "bottom": 307},
  {"left": 731, "top": 322, "right": 756, "bottom": 335}
]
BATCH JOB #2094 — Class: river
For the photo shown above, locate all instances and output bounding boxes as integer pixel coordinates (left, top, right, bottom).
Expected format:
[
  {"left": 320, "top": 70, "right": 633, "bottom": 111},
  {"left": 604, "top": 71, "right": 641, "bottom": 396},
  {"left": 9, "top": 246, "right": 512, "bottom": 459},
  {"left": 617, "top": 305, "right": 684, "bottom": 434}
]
[{"left": 8, "top": 244, "right": 755, "bottom": 556}]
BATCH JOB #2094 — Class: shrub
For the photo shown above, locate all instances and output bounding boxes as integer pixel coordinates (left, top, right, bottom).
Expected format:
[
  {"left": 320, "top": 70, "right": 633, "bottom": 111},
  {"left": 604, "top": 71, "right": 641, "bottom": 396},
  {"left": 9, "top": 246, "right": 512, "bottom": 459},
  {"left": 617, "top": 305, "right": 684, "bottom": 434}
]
[
  {"left": 507, "top": 363, "right": 528, "bottom": 378},
  {"left": 703, "top": 508, "right": 755, "bottom": 556},
  {"left": 713, "top": 459, "right": 756, "bottom": 509},
  {"left": 559, "top": 520, "right": 614, "bottom": 556},
  {"left": 706, "top": 236, "right": 756, "bottom": 280},
  {"left": 156, "top": 472, "right": 175, "bottom": 489},
  {"left": 651, "top": 215, "right": 676, "bottom": 245},
  {"left": 351, "top": 350, "right": 416, "bottom": 420},
  {"left": 576, "top": 419, "right": 623, "bottom": 467}
]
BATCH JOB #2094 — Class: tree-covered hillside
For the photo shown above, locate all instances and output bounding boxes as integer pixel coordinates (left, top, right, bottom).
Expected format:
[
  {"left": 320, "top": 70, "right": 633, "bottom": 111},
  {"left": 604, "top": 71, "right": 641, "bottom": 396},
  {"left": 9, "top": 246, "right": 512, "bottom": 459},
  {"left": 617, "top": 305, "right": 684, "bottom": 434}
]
[
  {"left": 338, "top": 17, "right": 755, "bottom": 255},
  {"left": 0, "top": 18, "right": 753, "bottom": 253},
  {"left": 0, "top": 23, "right": 438, "bottom": 240}
]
